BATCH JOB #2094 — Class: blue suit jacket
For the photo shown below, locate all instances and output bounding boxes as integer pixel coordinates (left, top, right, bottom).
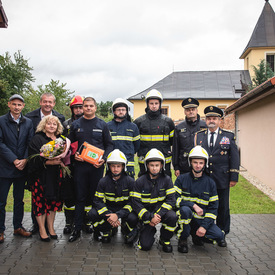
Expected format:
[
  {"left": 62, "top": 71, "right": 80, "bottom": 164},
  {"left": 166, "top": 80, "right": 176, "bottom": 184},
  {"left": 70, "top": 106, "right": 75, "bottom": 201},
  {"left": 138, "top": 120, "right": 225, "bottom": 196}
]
[
  {"left": 195, "top": 128, "right": 240, "bottom": 189},
  {"left": 0, "top": 113, "right": 34, "bottom": 178}
]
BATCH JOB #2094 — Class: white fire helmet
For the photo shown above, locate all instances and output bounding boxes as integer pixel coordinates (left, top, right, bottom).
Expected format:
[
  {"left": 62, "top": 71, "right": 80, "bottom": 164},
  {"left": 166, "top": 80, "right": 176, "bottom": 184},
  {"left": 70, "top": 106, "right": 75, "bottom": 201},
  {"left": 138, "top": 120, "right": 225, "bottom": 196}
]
[
  {"left": 106, "top": 149, "right": 127, "bottom": 171},
  {"left": 112, "top": 98, "right": 130, "bottom": 113},
  {"left": 144, "top": 148, "right": 165, "bottom": 170},
  {"left": 188, "top": 146, "right": 209, "bottom": 168},
  {"left": 145, "top": 89, "right": 163, "bottom": 103}
]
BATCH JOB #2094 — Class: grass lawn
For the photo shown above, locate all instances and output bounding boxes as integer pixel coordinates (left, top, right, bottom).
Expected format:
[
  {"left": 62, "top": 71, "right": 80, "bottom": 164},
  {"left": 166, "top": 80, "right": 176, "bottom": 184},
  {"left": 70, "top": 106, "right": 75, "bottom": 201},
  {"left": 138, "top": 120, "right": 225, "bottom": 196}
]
[{"left": 6, "top": 159, "right": 275, "bottom": 214}]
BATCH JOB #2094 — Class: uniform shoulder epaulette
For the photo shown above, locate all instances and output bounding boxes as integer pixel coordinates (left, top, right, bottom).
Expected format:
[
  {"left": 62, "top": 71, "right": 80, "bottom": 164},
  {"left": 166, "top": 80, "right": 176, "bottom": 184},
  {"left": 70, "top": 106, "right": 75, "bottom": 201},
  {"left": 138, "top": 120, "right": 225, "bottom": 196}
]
[{"left": 196, "top": 128, "right": 207, "bottom": 134}]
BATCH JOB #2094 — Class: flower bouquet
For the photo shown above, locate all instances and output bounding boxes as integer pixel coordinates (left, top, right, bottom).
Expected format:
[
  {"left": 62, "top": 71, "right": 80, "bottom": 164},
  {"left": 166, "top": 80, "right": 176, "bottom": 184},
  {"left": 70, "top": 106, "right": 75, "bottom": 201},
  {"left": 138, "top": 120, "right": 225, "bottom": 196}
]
[{"left": 30, "top": 136, "right": 72, "bottom": 177}]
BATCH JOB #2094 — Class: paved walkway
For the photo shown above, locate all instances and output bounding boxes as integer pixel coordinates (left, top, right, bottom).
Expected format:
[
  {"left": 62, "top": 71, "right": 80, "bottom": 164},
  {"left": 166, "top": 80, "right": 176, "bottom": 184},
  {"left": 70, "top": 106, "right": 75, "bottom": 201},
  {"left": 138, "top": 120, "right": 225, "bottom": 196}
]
[{"left": 0, "top": 213, "right": 275, "bottom": 275}]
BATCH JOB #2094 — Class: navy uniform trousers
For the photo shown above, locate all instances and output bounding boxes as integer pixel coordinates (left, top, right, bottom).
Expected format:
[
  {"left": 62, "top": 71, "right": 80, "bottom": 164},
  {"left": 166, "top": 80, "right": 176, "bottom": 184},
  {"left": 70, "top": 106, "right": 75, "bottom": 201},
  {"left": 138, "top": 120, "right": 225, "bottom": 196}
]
[
  {"left": 178, "top": 206, "right": 224, "bottom": 242},
  {"left": 138, "top": 210, "right": 177, "bottom": 251}
]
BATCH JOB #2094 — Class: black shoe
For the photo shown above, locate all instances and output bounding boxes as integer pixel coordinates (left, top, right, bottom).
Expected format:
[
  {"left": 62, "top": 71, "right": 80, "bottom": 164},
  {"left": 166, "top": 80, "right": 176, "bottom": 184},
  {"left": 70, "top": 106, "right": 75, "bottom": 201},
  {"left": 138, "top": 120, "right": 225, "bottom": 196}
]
[
  {"left": 93, "top": 230, "right": 102, "bottom": 242},
  {"left": 50, "top": 234, "right": 58, "bottom": 240},
  {"left": 63, "top": 224, "right": 73, "bottom": 235},
  {"left": 192, "top": 235, "right": 204, "bottom": 246},
  {"left": 83, "top": 224, "right": 94, "bottom": 234},
  {"left": 218, "top": 239, "right": 227, "bottom": 247},
  {"left": 178, "top": 238, "right": 188, "bottom": 253},
  {"left": 101, "top": 232, "right": 111, "bottom": 243},
  {"left": 68, "top": 230, "right": 81, "bottom": 242},
  {"left": 159, "top": 239, "right": 173, "bottom": 253},
  {"left": 124, "top": 228, "right": 138, "bottom": 244},
  {"left": 30, "top": 224, "right": 39, "bottom": 235},
  {"left": 39, "top": 233, "right": 50, "bottom": 242}
]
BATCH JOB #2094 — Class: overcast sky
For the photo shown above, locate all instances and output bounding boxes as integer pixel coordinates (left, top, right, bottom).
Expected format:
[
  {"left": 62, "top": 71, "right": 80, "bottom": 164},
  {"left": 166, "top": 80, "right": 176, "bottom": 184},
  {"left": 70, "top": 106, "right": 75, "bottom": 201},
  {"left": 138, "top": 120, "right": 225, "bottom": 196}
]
[{"left": 1, "top": 0, "right": 269, "bottom": 103}]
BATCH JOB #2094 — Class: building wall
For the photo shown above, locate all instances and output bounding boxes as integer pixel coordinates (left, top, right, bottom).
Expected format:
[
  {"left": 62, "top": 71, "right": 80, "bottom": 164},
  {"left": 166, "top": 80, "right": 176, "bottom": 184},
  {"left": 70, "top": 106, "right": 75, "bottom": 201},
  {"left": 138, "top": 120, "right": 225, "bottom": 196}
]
[
  {"left": 243, "top": 47, "right": 275, "bottom": 79},
  {"left": 237, "top": 92, "right": 275, "bottom": 192},
  {"left": 131, "top": 99, "right": 237, "bottom": 121}
]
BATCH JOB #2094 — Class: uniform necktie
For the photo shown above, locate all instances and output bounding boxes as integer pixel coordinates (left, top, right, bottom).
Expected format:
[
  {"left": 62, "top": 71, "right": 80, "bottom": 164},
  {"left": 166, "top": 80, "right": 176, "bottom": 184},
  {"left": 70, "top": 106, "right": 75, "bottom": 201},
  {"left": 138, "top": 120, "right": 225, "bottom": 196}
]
[{"left": 210, "top": 132, "right": 215, "bottom": 151}]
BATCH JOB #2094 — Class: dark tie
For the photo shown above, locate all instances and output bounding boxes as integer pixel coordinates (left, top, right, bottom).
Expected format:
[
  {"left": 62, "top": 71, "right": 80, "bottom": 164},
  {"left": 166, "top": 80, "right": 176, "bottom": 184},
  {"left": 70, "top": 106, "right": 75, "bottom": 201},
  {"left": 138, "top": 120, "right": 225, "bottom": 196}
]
[{"left": 210, "top": 132, "right": 215, "bottom": 151}]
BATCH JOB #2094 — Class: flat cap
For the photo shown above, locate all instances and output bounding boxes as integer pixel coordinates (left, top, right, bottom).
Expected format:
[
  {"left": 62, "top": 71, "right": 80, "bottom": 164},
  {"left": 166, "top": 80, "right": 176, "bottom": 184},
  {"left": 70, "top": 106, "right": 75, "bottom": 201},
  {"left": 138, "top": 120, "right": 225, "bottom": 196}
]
[
  {"left": 204, "top": 106, "right": 223, "bottom": 117},
  {"left": 9, "top": 94, "right": 24, "bottom": 103},
  {"left": 181, "top": 97, "right": 199, "bottom": 108}
]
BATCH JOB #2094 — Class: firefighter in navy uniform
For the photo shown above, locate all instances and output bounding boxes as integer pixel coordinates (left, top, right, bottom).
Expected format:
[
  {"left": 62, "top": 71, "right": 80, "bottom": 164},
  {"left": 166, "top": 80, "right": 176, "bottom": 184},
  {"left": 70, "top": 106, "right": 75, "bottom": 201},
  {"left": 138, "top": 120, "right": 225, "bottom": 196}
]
[
  {"left": 62, "top": 95, "right": 88, "bottom": 235},
  {"left": 68, "top": 97, "right": 113, "bottom": 242},
  {"left": 134, "top": 89, "right": 174, "bottom": 177},
  {"left": 107, "top": 98, "right": 140, "bottom": 178},
  {"left": 88, "top": 149, "right": 139, "bottom": 244},
  {"left": 194, "top": 106, "right": 240, "bottom": 247},
  {"left": 172, "top": 98, "right": 206, "bottom": 176},
  {"left": 175, "top": 146, "right": 225, "bottom": 253},
  {"left": 131, "top": 149, "right": 177, "bottom": 253}
]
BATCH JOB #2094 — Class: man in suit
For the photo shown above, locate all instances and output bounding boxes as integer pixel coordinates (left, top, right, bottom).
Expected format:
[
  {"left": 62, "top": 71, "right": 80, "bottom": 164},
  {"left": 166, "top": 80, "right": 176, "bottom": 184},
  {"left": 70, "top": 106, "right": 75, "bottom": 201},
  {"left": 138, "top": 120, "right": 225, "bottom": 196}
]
[
  {"left": 25, "top": 92, "right": 65, "bottom": 132},
  {"left": 25, "top": 92, "right": 65, "bottom": 234},
  {"left": 0, "top": 94, "right": 34, "bottom": 243},
  {"left": 195, "top": 106, "right": 239, "bottom": 247}
]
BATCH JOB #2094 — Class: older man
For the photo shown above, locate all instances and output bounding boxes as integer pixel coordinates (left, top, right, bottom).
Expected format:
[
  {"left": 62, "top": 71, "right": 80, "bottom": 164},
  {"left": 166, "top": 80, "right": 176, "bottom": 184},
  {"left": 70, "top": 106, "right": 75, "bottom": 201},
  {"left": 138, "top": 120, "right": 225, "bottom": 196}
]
[
  {"left": 0, "top": 94, "right": 34, "bottom": 243},
  {"left": 172, "top": 98, "right": 206, "bottom": 177},
  {"left": 25, "top": 92, "right": 65, "bottom": 131},
  {"left": 195, "top": 106, "right": 240, "bottom": 246}
]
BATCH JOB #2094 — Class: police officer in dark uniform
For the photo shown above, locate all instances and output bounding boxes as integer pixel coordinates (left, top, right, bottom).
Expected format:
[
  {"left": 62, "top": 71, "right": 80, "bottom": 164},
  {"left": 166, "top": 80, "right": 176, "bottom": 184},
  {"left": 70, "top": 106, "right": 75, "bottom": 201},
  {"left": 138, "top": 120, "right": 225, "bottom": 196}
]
[
  {"left": 172, "top": 98, "right": 206, "bottom": 177},
  {"left": 134, "top": 89, "right": 175, "bottom": 177},
  {"left": 194, "top": 106, "right": 240, "bottom": 247}
]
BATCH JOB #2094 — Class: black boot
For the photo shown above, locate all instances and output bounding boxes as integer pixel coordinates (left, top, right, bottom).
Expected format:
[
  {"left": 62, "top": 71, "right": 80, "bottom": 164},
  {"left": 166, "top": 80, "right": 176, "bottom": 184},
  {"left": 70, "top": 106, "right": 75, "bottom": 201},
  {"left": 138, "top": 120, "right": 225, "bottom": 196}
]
[
  {"left": 178, "top": 238, "right": 188, "bottom": 253},
  {"left": 159, "top": 239, "right": 173, "bottom": 253},
  {"left": 68, "top": 229, "right": 81, "bottom": 242},
  {"left": 63, "top": 209, "right": 74, "bottom": 234}
]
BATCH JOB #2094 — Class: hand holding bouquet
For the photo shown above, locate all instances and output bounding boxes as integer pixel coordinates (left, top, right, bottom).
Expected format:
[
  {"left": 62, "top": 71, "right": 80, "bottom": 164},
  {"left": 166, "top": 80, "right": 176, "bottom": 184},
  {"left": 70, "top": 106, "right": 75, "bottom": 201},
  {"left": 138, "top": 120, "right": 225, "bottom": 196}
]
[{"left": 29, "top": 136, "right": 72, "bottom": 177}]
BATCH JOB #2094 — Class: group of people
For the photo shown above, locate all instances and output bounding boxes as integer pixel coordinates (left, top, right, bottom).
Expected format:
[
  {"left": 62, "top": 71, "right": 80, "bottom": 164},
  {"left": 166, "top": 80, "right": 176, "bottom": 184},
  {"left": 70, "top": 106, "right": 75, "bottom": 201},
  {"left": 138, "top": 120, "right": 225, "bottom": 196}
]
[{"left": 0, "top": 89, "right": 239, "bottom": 254}]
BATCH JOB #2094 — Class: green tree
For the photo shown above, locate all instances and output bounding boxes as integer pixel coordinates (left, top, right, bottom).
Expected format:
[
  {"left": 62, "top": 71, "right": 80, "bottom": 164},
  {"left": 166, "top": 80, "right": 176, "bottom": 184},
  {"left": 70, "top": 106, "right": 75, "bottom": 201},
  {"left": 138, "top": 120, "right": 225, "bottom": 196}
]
[
  {"left": 0, "top": 51, "right": 35, "bottom": 94},
  {"left": 0, "top": 51, "right": 35, "bottom": 115},
  {"left": 23, "top": 79, "right": 74, "bottom": 118},
  {"left": 249, "top": 59, "right": 274, "bottom": 90},
  {"left": 97, "top": 101, "right": 113, "bottom": 118}
]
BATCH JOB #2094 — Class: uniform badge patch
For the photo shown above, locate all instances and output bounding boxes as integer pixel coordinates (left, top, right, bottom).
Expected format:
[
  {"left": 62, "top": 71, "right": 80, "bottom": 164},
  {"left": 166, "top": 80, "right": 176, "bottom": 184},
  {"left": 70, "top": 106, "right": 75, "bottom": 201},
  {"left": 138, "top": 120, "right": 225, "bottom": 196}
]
[
  {"left": 220, "top": 136, "right": 230, "bottom": 144},
  {"left": 180, "top": 128, "right": 187, "bottom": 133}
]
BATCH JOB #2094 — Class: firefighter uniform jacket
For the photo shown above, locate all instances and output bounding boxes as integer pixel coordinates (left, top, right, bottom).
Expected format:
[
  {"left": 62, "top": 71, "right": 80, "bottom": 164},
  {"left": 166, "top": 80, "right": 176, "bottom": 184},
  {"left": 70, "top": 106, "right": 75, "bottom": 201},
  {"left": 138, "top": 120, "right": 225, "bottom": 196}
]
[
  {"left": 174, "top": 172, "right": 219, "bottom": 231},
  {"left": 134, "top": 113, "right": 175, "bottom": 164},
  {"left": 195, "top": 128, "right": 240, "bottom": 190},
  {"left": 172, "top": 115, "right": 206, "bottom": 173},
  {"left": 131, "top": 173, "right": 176, "bottom": 223},
  {"left": 107, "top": 119, "right": 140, "bottom": 169},
  {"left": 94, "top": 173, "right": 135, "bottom": 219}
]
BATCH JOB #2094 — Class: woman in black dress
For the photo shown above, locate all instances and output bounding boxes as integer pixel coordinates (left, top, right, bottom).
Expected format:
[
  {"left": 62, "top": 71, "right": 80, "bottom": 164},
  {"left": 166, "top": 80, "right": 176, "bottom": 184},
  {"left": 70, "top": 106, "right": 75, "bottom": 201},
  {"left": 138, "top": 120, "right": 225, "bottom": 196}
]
[{"left": 28, "top": 115, "right": 65, "bottom": 241}]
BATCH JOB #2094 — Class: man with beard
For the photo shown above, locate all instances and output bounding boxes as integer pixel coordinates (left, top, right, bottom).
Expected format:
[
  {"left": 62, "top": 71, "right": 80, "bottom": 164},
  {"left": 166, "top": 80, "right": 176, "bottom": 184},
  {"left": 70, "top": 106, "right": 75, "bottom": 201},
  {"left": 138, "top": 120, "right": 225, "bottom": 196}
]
[
  {"left": 175, "top": 146, "right": 225, "bottom": 253},
  {"left": 195, "top": 106, "right": 240, "bottom": 247},
  {"left": 134, "top": 89, "right": 174, "bottom": 177},
  {"left": 107, "top": 98, "right": 140, "bottom": 178},
  {"left": 172, "top": 98, "right": 206, "bottom": 177}
]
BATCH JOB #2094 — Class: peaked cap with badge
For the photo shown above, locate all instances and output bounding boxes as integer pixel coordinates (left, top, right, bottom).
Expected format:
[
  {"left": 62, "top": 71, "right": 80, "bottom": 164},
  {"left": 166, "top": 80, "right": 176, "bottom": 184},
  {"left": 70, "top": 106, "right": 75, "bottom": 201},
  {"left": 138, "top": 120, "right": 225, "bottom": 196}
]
[
  {"left": 204, "top": 106, "right": 223, "bottom": 117},
  {"left": 181, "top": 98, "right": 199, "bottom": 109}
]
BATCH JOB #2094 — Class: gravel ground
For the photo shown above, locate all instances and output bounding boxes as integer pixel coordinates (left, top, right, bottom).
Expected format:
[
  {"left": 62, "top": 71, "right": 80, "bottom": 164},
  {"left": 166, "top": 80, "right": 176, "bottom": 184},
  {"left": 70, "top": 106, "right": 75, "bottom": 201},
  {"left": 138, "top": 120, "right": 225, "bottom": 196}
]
[{"left": 241, "top": 170, "right": 275, "bottom": 201}]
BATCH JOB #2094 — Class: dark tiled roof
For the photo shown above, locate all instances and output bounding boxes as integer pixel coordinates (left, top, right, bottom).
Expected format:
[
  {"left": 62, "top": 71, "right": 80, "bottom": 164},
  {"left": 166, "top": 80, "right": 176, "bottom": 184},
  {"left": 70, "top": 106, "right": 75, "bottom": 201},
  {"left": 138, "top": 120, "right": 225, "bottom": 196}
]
[
  {"left": 128, "top": 70, "right": 251, "bottom": 101},
  {"left": 0, "top": 0, "right": 8, "bottom": 28},
  {"left": 240, "top": 1, "right": 275, "bottom": 58}
]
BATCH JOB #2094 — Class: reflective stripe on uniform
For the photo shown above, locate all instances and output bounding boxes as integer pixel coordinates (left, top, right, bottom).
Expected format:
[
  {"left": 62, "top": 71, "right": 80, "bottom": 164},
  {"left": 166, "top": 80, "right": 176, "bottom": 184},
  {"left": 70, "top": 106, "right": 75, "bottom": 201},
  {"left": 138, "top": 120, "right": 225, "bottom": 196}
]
[{"left": 140, "top": 134, "right": 170, "bottom": 141}]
